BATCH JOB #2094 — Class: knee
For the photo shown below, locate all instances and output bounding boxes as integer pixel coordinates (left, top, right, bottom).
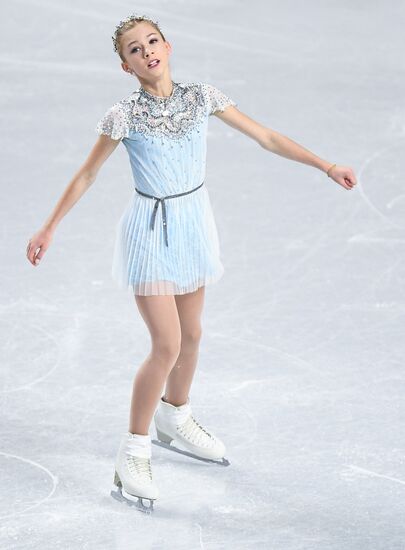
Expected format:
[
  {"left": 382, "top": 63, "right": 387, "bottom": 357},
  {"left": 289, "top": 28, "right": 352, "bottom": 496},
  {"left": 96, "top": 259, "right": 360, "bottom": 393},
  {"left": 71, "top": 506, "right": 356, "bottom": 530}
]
[
  {"left": 151, "top": 338, "right": 182, "bottom": 364},
  {"left": 181, "top": 326, "right": 202, "bottom": 348}
]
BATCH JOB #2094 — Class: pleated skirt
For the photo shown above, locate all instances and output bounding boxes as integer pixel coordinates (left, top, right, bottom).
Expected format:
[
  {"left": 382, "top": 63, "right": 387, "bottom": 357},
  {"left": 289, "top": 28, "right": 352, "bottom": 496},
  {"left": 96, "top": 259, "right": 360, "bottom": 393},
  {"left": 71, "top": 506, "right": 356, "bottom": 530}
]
[{"left": 111, "top": 184, "right": 225, "bottom": 295}]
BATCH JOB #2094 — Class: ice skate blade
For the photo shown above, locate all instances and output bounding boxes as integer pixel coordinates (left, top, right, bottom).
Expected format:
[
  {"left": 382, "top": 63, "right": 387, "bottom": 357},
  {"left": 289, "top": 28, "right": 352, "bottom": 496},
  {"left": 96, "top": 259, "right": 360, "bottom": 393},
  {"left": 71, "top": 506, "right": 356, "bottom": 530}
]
[
  {"left": 152, "top": 438, "right": 230, "bottom": 466},
  {"left": 110, "top": 486, "right": 155, "bottom": 514}
]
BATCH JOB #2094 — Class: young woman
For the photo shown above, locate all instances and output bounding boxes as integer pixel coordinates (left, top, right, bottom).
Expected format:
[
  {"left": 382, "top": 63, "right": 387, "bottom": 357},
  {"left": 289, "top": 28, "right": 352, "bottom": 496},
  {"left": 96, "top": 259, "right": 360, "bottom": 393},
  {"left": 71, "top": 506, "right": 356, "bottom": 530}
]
[{"left": 26, "top": 14, "right": 357, "bottom": 513}]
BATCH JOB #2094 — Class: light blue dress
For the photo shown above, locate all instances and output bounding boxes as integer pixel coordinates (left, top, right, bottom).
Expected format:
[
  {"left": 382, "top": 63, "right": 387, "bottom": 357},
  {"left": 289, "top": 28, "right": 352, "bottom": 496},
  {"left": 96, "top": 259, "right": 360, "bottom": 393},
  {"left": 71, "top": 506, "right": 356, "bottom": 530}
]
[{"left": 95, "top": 81, "right": 237, "bottom": 295}]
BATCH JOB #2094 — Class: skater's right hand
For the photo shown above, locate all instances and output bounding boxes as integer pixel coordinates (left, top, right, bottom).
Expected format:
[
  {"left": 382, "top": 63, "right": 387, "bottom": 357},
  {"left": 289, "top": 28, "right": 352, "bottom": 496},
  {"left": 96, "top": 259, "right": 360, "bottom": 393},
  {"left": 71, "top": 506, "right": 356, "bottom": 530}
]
[{"left": 26, "top": 228, "right": 53, "bottom": 267}]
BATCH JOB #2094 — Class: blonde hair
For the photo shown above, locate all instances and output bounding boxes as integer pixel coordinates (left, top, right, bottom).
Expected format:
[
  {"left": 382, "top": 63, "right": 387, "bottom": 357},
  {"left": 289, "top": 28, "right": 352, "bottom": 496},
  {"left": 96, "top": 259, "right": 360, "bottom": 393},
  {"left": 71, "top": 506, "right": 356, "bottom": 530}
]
[{"left": 112, "top": 15, "right": 167, "bottom": 63}]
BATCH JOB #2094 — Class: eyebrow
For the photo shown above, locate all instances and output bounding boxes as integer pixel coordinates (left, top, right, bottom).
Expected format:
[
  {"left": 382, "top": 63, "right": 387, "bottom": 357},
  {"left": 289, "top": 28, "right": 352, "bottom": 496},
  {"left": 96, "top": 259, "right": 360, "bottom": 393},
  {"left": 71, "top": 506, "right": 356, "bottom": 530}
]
[{"left": 127, "top": 33, "right": 158, "bottom": 48}]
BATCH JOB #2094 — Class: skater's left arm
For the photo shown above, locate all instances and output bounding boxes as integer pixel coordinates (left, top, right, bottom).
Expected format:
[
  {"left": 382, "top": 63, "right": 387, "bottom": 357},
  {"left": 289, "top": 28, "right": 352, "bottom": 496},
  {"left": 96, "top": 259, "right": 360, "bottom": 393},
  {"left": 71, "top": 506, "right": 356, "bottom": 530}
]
[{"left": 214, "top": 106, "right": 357, "bottom": 191}]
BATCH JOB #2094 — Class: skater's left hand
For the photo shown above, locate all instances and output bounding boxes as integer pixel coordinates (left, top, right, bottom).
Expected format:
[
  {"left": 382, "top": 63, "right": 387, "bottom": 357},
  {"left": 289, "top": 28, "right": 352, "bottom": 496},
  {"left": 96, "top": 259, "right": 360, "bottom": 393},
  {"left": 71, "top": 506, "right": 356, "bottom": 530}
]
[{"left": 327, "top": 165, "right": 357, "bottom": 190}]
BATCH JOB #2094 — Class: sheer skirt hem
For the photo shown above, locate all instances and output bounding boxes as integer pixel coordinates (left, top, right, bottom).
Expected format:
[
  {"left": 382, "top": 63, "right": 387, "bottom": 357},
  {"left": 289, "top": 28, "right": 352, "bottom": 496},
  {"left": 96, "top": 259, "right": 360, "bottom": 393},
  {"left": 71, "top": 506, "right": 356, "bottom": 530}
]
[{"left": 112, "top": 264, "right": 225, "bottom": 296}]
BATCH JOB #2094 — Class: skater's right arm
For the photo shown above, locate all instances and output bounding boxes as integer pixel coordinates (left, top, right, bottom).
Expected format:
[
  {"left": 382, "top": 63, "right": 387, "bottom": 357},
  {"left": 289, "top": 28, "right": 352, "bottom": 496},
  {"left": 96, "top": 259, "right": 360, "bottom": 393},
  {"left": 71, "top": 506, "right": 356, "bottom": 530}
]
[{"left": 26, "top": 134, "right": 121, "bottom": 267}]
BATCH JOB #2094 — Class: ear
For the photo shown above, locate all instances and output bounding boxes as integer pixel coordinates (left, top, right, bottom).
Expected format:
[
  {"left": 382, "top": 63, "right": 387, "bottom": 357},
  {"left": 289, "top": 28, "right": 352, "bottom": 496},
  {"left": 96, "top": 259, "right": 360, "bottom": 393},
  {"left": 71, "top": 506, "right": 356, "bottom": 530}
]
[
  {"left": 165, "top": 41, "right": 172, "bottom": 55},
  {"left": 121, "top": 62, "right": 131, "bottom": 74}
]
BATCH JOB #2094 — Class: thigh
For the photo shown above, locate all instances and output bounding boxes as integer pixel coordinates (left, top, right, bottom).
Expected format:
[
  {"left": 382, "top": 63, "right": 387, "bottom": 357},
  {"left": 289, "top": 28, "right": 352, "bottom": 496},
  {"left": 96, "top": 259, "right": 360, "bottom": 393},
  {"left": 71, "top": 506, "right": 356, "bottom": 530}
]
[
  {"left": 134, "top": 294, "right": 182, "bottom": 350},
  {"left": 174, "top": 286, "right": 206, "bottom": 338}
]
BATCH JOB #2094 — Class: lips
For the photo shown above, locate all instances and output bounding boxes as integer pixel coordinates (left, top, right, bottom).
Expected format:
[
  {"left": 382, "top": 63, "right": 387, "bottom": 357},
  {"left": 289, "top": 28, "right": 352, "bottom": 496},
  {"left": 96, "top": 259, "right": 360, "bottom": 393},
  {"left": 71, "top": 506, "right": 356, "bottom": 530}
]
[{"left": 147, "top": 59, "right": 160, "bottom": 68}]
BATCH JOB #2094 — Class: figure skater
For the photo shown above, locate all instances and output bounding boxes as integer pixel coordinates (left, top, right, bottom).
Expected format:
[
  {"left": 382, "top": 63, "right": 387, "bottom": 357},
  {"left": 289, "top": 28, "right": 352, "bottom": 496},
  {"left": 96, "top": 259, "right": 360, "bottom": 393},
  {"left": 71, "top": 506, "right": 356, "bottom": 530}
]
[{"left": 26, "top": 14, "right": 357, "bottom": 513}]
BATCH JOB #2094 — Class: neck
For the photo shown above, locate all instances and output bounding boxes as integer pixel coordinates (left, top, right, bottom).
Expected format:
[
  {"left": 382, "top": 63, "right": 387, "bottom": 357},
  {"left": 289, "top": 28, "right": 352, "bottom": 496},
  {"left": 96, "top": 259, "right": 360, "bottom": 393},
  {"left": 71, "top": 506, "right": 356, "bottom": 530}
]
[{"left": 138, "top": 75, "right": 174, "bottom": 98}]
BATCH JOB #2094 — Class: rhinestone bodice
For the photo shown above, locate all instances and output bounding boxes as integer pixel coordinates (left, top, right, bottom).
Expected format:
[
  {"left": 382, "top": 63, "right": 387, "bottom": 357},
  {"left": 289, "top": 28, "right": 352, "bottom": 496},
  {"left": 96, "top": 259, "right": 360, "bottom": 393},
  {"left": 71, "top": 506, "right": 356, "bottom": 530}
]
[
  {"left": 96, "top": 81, "right": 236, "bottom": 141},
  {"left": 95, "top": 81, "right": 237, "bottom": 195},
  {"left": 129, "top": 82, "right": 205, "bottom": 140}
]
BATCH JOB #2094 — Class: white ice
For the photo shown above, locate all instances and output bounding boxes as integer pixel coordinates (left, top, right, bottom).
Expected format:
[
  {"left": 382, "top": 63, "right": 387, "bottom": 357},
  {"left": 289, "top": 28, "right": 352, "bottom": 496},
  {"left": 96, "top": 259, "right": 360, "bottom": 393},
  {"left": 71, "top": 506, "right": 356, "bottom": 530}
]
[{"left": 1, "top": 1, "right": 404, "bottom": 549}]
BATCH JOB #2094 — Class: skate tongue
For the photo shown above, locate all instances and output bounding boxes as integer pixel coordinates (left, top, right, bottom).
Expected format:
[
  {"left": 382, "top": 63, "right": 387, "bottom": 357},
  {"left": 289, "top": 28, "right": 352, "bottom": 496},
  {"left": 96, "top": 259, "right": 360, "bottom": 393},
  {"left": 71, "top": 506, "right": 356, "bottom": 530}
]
[
  {"left": 160, "top": 399, "right": 192, "bottom": 425},
  {"left": 174, "top": 408, "right": 191, "bottom": 425},
  {"left": 127, "top": 432, "right": 151, "bottom": 442},
  {"left": 125, "top": 432, "right": 152, "bottom": 458}
]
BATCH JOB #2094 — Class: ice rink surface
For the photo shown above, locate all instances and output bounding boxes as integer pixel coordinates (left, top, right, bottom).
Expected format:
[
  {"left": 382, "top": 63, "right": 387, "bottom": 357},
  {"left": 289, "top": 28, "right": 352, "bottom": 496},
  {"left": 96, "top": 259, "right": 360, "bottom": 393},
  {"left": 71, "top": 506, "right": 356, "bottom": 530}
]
[{"left": 1, "top": 0, "right": 404, "bottom": 548}]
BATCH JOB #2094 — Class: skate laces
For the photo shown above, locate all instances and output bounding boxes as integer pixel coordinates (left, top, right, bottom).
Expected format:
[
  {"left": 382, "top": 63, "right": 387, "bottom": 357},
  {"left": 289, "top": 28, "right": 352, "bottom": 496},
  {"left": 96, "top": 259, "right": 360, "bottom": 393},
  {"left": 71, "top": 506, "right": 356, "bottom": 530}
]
[
  {"left": 177, "top": 415, "right": 215, "bottom": 447},
  {"left": 126, "top": 455, "right": 152, "bottom": 482}
]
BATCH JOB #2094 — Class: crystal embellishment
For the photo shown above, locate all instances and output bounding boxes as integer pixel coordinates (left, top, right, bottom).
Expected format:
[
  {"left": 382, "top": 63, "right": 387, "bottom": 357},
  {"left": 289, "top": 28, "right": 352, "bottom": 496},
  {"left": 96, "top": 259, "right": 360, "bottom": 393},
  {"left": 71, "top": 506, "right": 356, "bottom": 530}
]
[{"left": 95, "top": 82, "right": 237, "bottom": 141}]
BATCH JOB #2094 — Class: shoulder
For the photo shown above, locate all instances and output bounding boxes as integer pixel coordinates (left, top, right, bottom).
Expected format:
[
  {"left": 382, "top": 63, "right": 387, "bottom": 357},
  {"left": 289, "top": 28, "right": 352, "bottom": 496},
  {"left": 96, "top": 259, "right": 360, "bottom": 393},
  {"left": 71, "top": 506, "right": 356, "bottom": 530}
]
[
  {"left": 99, "top": 93, "right": 139, "bottom": 123},
  {"left": 95, "top": 96, "right": 133, "bottom": 140},
  {"left": 196, "top": 82, "right": 237, "bottom": 115},
  {"left": 97, "top": 97, "right": 130, "bottom": 118},
  {"left": 174, "top": 81, "right": 237, "bottom": 116}
]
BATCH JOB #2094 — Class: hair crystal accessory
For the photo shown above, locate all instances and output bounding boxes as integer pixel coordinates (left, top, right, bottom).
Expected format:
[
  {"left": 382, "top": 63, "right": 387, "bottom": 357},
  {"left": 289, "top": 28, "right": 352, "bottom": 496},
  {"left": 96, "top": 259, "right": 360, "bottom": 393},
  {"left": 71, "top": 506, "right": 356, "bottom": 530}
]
[{"left": 112, "top": 14, "right": 160, "bottom": 53}]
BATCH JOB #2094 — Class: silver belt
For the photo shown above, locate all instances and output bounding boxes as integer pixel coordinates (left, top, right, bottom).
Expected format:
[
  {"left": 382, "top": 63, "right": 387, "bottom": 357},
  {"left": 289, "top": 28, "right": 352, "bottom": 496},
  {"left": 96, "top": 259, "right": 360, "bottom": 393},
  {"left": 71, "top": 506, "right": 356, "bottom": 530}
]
[{"left": 134, "top": 181, "right": 205, "bottom": 247}]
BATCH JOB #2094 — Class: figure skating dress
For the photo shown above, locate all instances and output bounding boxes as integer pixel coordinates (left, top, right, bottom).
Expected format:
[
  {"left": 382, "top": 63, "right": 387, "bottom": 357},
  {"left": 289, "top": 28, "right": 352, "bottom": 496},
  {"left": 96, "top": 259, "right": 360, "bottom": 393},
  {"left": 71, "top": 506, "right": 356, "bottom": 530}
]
[{"left": 95, "top": 81, "right": 237, "bottom": 296}]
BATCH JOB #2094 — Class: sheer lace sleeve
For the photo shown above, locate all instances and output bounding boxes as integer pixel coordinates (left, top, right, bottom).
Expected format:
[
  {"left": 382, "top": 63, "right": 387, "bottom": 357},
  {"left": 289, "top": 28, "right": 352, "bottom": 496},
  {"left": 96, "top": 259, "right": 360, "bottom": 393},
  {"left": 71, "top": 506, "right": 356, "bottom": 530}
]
[
  {"left": 95, "top": 103, "right": 129, "bottom": 141},
  {"left": 201, "top": 83, "right": 237, "bottom": 116}
]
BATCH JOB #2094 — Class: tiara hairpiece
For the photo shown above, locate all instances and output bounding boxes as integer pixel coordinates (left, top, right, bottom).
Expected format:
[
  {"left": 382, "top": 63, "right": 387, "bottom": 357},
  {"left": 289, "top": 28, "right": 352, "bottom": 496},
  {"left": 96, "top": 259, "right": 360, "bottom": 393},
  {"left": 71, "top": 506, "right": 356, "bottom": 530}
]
[{"left": 111, "top": 14, "right": 160, "bottom": 53}]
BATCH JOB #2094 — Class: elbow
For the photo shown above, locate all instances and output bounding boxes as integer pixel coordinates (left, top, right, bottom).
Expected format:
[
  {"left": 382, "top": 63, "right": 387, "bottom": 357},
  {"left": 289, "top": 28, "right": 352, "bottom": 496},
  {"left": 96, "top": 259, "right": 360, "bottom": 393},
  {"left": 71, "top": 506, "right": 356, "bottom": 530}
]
[
  {"left": 258, "top": 128, "right": 276, "bottom": 152},
  {"left": 78, "top": 167, "right": 97, "bottom": 187},
  {"left": 86, "top": 171, "right": 97, "bottom": 186}
]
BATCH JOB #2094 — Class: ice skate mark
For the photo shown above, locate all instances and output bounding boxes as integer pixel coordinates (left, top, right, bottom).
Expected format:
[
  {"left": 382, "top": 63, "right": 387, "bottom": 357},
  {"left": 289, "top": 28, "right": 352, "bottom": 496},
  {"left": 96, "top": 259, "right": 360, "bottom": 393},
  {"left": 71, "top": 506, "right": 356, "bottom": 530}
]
[
  {"left": 369, "top": 256, "right": 402, "bottom": 301},
  {"left": 348, "top": 234, "right": 405, "bottom": 243},
  {"left": 195, "top": 522, "right": 205, "bottom": 549},
  {"left": 348, "top": 253, "right": 403, "bottom": 306},
  {"left": 0, "top": 55, "right": 118, "bottom": 76},
  {"left": 339, "top": 301, "right": 403, "bottom": 311},
  {"left": 356, "top": 140, "right": 405, "bottom": 230},
  {"left": 0, "top": 325, "right": 61, "bottom": 394},
  {"left": 344, "top": 464, "right": 405, "bottom": 486},
  {"left": 220, "top": 332, "right": 322, "bottom": 378},
  {"left": 281, "top": 231, "right": 331, "bottom": 285},
  {"left": 386, "top": 193, "right": 405, "bottom": 209},
  {"left": 0, "top": 452, "right": 58, "bottom": 520},
  {"left": 228, "top": 400, "right": 258, "bottom": 451},
  {"left": 11, "top": 0, "right": 115, "bottom": 24}
]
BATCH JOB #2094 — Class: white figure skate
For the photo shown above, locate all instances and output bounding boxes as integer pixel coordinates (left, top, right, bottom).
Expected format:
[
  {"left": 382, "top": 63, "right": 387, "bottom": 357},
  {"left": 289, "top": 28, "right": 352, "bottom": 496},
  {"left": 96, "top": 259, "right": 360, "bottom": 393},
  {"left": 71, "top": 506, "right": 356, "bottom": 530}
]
[
  {"left": 110, "top": 432, "right": 159, "bottom": 513},
  {"left": 152, "top": 397, "right": 230, "bottom": 466}
]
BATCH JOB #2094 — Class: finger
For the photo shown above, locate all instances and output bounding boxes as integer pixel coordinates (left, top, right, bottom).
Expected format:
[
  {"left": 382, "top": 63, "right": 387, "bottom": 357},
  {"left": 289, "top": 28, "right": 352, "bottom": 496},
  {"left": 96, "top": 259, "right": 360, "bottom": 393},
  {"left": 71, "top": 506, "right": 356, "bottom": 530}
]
[
  {"left": 33, "top": 249, "right": 41, "bottom": 265},
  {"left": 29, "top": 246, "right": 38, "bottom": 265},
  {"left": 349, "top": 168, "right": 357, "bottom": 185},
  {"left": 347, "top": 171, "right": 357, "bottom": 185}
]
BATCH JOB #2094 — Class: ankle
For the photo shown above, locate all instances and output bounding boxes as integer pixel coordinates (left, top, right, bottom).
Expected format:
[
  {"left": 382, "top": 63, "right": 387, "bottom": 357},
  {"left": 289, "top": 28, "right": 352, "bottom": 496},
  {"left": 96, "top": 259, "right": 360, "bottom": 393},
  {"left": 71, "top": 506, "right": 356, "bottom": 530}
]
[{"left": 162, "top": 396, "right": 190, "bottom": 409}]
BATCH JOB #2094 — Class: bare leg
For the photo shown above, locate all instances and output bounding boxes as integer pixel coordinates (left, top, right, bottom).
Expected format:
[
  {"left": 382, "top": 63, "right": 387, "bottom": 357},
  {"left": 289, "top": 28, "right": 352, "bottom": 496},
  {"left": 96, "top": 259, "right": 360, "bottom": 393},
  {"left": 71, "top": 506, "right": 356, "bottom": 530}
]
[
  {"left": 164, "top": 286, "right": 206, "bottom": 406},
  {"left": 129, "top": 294, "right": 181, "bottom": 435}
]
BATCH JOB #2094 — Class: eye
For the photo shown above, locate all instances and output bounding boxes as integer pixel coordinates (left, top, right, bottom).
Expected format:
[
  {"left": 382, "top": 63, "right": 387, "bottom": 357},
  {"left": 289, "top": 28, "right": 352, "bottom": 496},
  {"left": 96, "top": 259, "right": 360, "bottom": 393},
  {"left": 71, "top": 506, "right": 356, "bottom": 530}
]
[{"left": 130, "top": 38, "right": 158, "bottom": 54}]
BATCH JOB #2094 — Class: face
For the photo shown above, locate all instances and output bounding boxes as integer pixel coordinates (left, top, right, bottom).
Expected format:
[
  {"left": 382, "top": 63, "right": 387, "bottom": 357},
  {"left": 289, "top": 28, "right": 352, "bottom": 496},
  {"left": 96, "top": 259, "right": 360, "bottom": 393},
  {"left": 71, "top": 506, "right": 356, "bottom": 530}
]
[{"left": 120, "top": 22, "right": 172, "bottom": 82}]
